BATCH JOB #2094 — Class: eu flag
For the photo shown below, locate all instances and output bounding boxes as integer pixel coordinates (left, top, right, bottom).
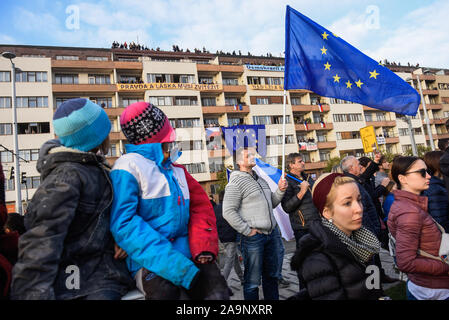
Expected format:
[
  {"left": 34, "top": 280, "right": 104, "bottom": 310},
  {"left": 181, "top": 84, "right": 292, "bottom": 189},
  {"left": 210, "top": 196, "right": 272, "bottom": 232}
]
[
  {"left": 221, "top": 125, "right": 267, "bottom": 157},
  {"left": 284, "top": 5, "right": 420, "bottom": 116}
]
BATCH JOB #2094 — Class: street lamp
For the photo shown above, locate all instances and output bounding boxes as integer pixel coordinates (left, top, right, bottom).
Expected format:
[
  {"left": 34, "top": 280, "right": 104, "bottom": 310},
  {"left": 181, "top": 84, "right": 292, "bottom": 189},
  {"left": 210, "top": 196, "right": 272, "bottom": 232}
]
[
  {"left": 407, "top": 72, "right": 435, "bottom": 151},
  {"left": 1, "top": 52, "right": 23, "bottom": 215}
]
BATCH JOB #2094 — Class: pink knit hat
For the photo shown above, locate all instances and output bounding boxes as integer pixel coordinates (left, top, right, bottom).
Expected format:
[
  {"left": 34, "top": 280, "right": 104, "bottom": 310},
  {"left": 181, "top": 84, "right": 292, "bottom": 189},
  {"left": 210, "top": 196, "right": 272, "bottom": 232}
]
[{"left": 120, "top": 102, "right": 176, "bottom": 145}]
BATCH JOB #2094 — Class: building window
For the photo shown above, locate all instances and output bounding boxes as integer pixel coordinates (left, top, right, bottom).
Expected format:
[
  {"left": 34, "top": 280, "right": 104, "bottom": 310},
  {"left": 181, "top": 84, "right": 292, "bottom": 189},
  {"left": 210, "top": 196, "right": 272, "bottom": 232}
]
[
  {"left": 201, "top": 97, "right": 216, "bottom": 106},
  {"left": 22, "top": 176, "right": 41, "bottom": 190},
  {"left": 0, "top": 124, "right": 12, "bottom": 135},
  {"left": 291, "top": 97, "right": 301, "bottom": 105},
  {"left": 87, "top": 56, "right": 108, "bottom": 61},
  {"left": 225, "top": 97, "right": 238, "bottom": 106},
  {"left": 267, "top": 135, "right": 294, "bottom": 145},
  {"left": 88, "top": 74, "right": 111, "bottom": 85},
  {"left": 0, "top": 71, "right": 11, "bottom": 82},
  {"left": 317, "top": 132, "right": 328, "bottom": 142},
  {"left": 209, "top": 161, "right": 224, "bottom": 173},
  {"left": 121, "top": 97, "right": 140, "bottom": 107},
  {"left": 185, "top": 163, "right": 206, "bottom": 174},
  {"left": 55, "top": 55, "right": 79, "bottom": 60},
  {"left": 228, "top": 117, "right": 244, "bottom": 126},
  {"left": 199, "top": 77, "right": 213, "bottom": 84},
  {"left": 17, "top": 122, "right": 50, "bottom": 134},
  {"left": 18, "top": 149, "right": 39, "bottom": 162},
  {"left": 16, "top": 71, "right": 48, "bottom": 82},
  {"left": 175, "top": 97, "right": 197, "bottom": 106},
  {"left": 333, "top": 113, "right": 363, "bottom": 122},
  {"left": 17, "top": 97, "right": 48, "bottom": 108},
  {"left": 223, "top": 78, "right": 239, "bottom": 85},
  {"left": 171, "top": 118, "right": 201, "bottom": 128},
  {"left": 5, "top": 179, "right": 14, "bottom": 191},
  {"left": 0, "top": 97, "right": 11, "bottom": 108},
  {"left": 91, "top": 97, "right": 113, "bottom": 108},
  {"left": 204, "top": 118, "right": 219, "bottom": 127},
  {"left": 106, "top": 144, "right": 117, "bottom": 157},
  {"left": 256, "top": 98, "right": 269, "bottom": 105},
  {"left": 320, "top": 151, "right": 331, "bottom": 162},
  {"left": 178, "top": 140, "right": 203, "bottom": 151},
  {"left": 0, "top": 151, "right": 13, "bottom": 163},
  {"left": 55, "top": 74, "right": 79, "bottom": 84},
  {"left": 336, "top": 131, "right": 361, "bottom": 140},
  {"left": 247, "top": 77, "right": 262, "bottom": 85},
  {"left": 210, "top": 184, "right": 220, "bottom": 194}
]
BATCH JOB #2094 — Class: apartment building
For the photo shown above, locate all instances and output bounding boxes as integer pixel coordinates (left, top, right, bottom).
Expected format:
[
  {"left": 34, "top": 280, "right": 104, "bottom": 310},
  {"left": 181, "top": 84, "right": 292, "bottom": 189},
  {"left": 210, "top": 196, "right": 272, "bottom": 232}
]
[{"left": 1, "top": 44, "right": 449, "bottom": 211}]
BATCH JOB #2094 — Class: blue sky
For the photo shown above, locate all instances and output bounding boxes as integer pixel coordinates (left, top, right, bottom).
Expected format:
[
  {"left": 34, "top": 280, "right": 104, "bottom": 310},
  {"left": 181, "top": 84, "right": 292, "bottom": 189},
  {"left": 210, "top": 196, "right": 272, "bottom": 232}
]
[{"left": 1, "top": 0, "right": 448, "bottom": 68}]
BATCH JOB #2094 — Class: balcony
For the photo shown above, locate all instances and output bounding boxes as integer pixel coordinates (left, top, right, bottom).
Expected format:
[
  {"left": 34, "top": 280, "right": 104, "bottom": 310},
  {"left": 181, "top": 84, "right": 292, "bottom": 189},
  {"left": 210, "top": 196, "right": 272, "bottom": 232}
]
[
  {"left": 422, "top": 89, "right": 439, "bottom": 95},
  {"left": 109, "top": 131, "right": 126, "bottom": 141},
  {"left": 317, "top": 141, "right": 337, "bottom": 149},
  {"left": 412, "top": 74, "right": 436, "bottom": 81},
  {"left": 427, "top": 118, "right": 446, "bottom": 125},
  {"left": 202, "top": 105, "right": 249, "bottom": 115},
  {"left": 52, "top": 59, "right": 114, "bottom": 70},
  {"left": 365, "top": 120, "right": 396, "bottom": 127},
  {"left": 208, "top": 149, "right": 229, "bottom": 158},
  {"left": 385, "top": 137, "right": 400, "bottom": 144},
  {"left": 304, "top": 161, "right": 327, "bottom": 170},
  {"left": 292, "top": 104, "right": 330, "bottom": 112},
  {"left": 223, "top": 85, "right": 246, "bottom": 93},
  {"left": 196, "top": 64, "right": 244, "bottom": 73},
  {"left": 51, "top": 59, "right": 143, "bottom": 70},
  {"left": 363, "top": 106, "right": 378, "bottom": 111},
  {"left": 436, "top": 133, "right": 449, "bottom": 139},
  {"left": 104, "top": 107, "right": 126, "bottom": 117},
  {"left": 295, "top": 123, "right": 333, "bottom": 131},
  {"left": 420, "top": 104, "right": 442, "bottom": 110},
  {"left": 52, "top": 84, "right": 117, "bottom": 93}
]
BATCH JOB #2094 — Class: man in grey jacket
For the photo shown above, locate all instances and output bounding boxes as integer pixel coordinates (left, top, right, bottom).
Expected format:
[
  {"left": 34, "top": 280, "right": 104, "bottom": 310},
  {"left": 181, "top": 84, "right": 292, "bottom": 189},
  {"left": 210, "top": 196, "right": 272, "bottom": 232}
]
[{"left": 223, "top": 147, "right": 287, "bottom": 300}]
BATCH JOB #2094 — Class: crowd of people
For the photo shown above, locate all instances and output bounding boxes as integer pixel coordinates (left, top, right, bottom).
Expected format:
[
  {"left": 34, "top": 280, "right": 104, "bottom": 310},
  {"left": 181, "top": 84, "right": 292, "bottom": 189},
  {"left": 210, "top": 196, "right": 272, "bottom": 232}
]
[{"left": 1, "top": 98, "right": 449, "bottom": 300}]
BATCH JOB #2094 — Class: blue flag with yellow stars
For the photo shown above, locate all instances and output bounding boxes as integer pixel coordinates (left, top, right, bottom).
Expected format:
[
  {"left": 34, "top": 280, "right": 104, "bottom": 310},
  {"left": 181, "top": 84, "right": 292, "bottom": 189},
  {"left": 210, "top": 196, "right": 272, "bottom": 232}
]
[
  {"left": 284, "top": 5, "right": 420, "bottom": 116},
  {"left": 221, "top": 125, "right": 266, "bottom": 157}
]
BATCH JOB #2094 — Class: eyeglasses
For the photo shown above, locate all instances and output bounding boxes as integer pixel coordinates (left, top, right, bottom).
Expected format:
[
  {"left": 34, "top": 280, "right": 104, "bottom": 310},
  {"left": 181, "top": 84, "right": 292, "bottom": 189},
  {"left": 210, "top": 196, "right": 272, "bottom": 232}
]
[{"left": 404, "top": 168, "right": 428, "bottom": 178}]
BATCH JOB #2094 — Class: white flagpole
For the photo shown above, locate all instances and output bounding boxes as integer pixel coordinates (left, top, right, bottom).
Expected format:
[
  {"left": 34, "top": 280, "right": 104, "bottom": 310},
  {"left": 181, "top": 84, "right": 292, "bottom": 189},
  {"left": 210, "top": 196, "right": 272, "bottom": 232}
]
[{"left": 282, "top": 90, "right": 287, "bottom": 178}]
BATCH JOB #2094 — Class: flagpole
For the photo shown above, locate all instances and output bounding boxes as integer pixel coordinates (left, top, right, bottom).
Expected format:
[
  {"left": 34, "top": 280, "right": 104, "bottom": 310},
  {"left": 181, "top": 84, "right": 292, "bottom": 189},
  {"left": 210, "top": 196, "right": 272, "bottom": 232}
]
[{"left": 282, "top": 90, "right": 287, "bottom": 178}]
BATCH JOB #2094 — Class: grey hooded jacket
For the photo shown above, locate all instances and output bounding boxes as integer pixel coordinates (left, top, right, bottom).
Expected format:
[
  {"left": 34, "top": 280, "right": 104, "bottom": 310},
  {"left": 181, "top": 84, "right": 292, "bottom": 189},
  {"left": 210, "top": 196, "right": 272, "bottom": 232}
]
[{"left": 222, "top": 170, "right": 285, "bottom": 236}]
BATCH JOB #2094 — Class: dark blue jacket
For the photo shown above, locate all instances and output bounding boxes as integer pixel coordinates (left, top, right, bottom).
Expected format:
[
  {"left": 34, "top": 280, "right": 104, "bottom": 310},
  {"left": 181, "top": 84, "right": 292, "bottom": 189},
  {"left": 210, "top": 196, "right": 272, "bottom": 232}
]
[
  {"left": 344, "top": 173, "right": 381, "bottom": 238},
  {"left": 214, "top": 203, "right": 238, "bottom": 243},
  {"left": 422, "top": 176, "right": 449, "bottom": 233}
]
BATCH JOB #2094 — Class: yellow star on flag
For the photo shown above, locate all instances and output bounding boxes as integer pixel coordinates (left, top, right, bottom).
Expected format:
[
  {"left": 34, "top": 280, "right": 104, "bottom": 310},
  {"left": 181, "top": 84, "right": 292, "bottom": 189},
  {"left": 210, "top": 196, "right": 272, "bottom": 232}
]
[
  {"left": 355, "top": 79, "right": 364, "bottom": 88},
  {"left": 322, "top": 31, "right": 329, "bottom": 40},
  {"left": 320, "top": 46, "right": 327, "bottom": 55},
  {"left": 346, "top": 81, "right": 353, "bottom": 89},
  {"left": 369, "top": 70, "right": 380, "bottom": 79},
  {"left": 324, "top": 62, "right": 331, "bottom": 70},
  {"left": 333, "top": 74, "right": 341, "bottom": 83}
]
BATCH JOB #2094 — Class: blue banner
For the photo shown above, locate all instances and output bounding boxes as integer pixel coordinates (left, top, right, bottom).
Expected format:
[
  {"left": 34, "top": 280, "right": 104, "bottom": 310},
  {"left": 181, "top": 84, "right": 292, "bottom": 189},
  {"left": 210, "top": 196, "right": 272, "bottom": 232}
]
[
  {"left": 284, "top": 5, "right": 420, "bottom": 116},
  {"left": 221, "top": 125, "right": 267, "bottom": 157}
]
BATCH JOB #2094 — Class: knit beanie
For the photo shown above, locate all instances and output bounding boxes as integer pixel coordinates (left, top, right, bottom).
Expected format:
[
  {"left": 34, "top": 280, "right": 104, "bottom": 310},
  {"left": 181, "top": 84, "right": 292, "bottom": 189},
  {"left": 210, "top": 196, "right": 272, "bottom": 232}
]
[
  {"left": 311, "top": 173, "right": 344, "bottom": 214},
  {"left": 120, "top": 102, "right": 176, "bottom": 145},
  {"left": 53, "top": 98, "right": 111, "bottom": 152}
]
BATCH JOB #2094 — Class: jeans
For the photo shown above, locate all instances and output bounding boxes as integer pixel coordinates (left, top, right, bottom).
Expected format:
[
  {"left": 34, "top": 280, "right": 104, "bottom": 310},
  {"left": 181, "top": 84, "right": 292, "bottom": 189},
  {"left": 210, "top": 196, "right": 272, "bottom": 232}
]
[
  {"left": 240, "top": 227, "right": 282, "bottom": 300},
  {"left": 276, "top": 230, "right": 285, "bottom": 280}
]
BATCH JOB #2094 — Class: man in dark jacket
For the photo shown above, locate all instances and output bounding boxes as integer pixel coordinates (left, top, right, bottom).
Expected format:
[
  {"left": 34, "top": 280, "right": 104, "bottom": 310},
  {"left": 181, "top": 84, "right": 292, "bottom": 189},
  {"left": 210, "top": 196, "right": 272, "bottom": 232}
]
[
  {"left": 11, "top": 99, "right": 134, "bottom": 300},
  {"left": 439, "top": 119, "right": 449, "bottom": 201},
  {"left": 281, "top": 153, "right": 320, "bottom": 249}
]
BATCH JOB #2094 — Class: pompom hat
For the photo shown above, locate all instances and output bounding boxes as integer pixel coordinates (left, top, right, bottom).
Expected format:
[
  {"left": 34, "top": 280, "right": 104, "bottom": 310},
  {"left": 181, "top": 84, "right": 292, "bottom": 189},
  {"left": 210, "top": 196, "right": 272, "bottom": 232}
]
[
  {"left": 53, "top": 98, "right": 111, "bottom": 152},
  {"left": 120, "top": 102, "right": 176, "bottom": 145}
]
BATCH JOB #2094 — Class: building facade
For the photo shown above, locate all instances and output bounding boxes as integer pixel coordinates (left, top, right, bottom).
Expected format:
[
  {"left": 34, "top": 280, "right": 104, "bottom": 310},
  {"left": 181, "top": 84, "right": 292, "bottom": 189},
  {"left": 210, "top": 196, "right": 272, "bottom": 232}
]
[{"left": 1, "top": 44, "right": 449, "bottom": 211}]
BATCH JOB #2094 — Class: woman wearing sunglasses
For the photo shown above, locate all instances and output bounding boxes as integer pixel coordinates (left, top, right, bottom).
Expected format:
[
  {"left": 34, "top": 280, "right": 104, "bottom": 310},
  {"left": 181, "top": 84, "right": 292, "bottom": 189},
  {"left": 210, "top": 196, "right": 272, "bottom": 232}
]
[{"left": 388, "top": 156, "right": 449, "bottom": 300}]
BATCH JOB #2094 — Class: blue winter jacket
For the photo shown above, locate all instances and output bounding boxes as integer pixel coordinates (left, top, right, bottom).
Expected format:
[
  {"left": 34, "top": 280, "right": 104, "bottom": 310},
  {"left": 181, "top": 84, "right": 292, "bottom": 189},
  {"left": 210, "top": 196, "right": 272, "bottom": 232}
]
[
  {"left": 109, "top": 143, "right": 199, "bottom": 290},
  {"left": 422, "top": 176, "right": 449, "bottom": 233}
]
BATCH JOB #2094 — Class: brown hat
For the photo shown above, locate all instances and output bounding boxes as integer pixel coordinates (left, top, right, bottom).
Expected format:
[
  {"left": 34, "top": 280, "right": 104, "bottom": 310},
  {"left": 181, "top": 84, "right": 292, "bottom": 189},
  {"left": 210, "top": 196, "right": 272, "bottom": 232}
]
[{"left": 311, "top": 173, "right": 344, "bottom": 214}]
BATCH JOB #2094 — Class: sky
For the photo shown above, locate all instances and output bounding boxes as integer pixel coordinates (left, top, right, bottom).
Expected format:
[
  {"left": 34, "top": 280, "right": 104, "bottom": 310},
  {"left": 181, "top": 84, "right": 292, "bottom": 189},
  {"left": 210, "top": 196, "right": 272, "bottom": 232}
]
[{"left": 0, "top": 0, "right": 448, "bottom": 69}]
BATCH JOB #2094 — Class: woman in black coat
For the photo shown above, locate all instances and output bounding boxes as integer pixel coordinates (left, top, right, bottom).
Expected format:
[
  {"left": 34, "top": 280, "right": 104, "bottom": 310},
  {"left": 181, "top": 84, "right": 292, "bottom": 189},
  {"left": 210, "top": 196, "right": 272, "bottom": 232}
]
[{"left": 290, "top": 173, "right": 385, "bottom": 300}]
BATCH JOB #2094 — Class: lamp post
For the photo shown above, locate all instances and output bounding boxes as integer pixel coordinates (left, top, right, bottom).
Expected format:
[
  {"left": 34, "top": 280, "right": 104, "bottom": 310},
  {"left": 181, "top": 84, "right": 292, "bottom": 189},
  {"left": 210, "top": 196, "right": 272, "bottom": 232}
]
[
  {"left": 2, "top": 52, "right": 23, "bottom": 215},
  {"left": 416, "top": 73, "right": 435, "bottom": 150}
]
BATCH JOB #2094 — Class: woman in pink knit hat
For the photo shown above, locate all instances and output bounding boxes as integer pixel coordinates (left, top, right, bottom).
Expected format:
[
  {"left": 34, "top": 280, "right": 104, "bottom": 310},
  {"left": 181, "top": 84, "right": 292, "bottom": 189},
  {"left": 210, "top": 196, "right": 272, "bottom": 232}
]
[{"left": 109, "top": 102, "right": 229, "bottom": 300}]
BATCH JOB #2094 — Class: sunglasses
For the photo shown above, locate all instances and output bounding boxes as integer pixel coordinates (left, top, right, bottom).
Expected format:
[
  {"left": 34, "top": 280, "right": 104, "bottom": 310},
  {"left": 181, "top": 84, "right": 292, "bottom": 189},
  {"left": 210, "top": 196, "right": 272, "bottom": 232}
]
[{"left": 404, "top": 168, "right": 428, "bottom": 178}]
